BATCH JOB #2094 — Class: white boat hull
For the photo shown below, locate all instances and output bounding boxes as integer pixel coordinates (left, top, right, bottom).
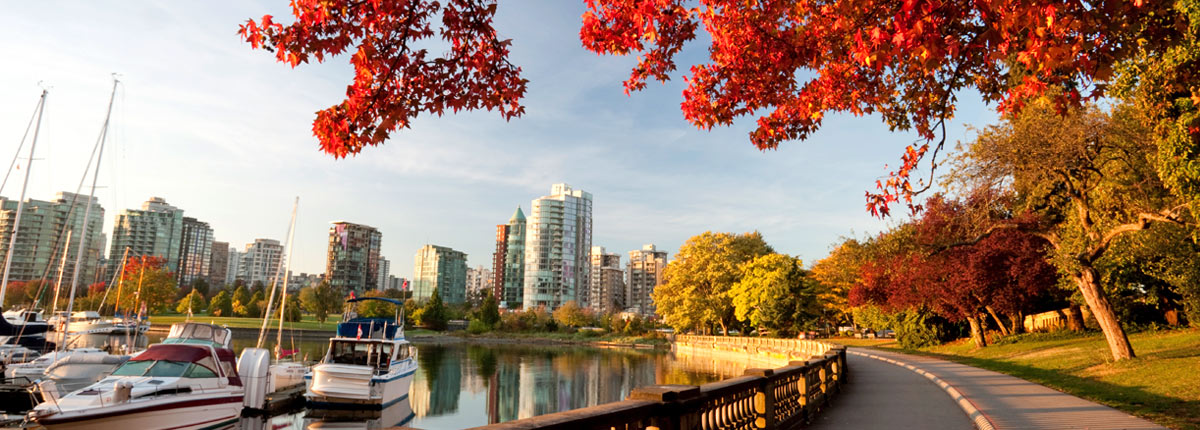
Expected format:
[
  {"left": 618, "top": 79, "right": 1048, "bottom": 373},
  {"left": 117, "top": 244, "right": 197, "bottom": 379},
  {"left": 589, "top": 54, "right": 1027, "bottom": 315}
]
[
  {"left": 306, "top": 360, "right": 415, "bottom": 409},
  {"left": 35, "top": 393, "right": 242, "bottom": 430}
]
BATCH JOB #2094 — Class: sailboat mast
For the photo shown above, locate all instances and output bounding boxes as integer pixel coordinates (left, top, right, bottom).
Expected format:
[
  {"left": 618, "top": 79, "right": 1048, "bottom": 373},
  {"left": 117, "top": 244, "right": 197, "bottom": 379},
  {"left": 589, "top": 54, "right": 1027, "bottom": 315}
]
[
  {"left": 112, "top": 247, "right": 130, "bottom": 315},
  {"left": 0, "top": 90, "right": 47, "bottom": 309},
  {"left": 257, "top": 196, "right": 298, "bottom": 350},
  {"left": 276, "top": 197, "right": 299, "bottom": 358},
  {"left": 50, "top": 230, "right": 74, "bottom": 323},
  {"left": 63, "top": 77, "right": 119, "bottom": 322}
]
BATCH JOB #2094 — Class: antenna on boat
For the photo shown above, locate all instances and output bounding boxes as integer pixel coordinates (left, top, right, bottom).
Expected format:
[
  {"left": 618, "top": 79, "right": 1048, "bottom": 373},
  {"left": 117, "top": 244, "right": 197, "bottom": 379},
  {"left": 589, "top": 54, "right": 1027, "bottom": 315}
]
[
  {"left": 61, "top": 76, "right": 119, "bottom": 346},
  {"left": 0, "top": 89, "right": 48, "bottom": 310}
]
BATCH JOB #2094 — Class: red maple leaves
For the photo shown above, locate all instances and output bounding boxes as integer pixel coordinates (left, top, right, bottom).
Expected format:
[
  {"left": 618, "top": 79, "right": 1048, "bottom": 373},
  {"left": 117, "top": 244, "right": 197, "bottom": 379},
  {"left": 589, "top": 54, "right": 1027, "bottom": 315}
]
[
  {"left": 580, "top": 0, "right": 1174, "bottom": 216},
  {"left": 240, "top": 0, "right": 527, "bottom": 157}
]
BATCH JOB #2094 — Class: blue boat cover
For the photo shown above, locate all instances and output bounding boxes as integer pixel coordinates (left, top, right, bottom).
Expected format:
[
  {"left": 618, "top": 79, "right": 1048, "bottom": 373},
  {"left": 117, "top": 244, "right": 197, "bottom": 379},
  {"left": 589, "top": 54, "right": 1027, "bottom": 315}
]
[{"left": 336, "top": 318, "right": 400, "bottom": 339}]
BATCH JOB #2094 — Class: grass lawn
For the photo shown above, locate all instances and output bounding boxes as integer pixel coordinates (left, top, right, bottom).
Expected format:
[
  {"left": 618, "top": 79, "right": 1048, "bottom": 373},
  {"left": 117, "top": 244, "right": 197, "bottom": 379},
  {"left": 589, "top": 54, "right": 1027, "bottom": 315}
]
[
  {"left": 843, "top": 329, "right": 1200, "bottom": 430},
  {"left": 150, "top": 314, "right": 341, "bottom": 331}
]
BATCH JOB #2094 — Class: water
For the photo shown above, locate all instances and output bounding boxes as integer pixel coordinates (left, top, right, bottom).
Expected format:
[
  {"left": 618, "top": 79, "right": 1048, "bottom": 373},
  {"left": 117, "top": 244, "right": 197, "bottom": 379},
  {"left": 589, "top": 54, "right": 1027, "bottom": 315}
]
[{"left": 77, "top": 334, "right": 744, "bottom": 429}]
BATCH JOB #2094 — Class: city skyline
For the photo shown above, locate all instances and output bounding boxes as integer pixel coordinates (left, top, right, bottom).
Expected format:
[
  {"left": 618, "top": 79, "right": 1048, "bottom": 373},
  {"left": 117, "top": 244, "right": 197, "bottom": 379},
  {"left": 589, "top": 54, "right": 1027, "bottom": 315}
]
[{"left": 0, "top": 1, "right": 995, "bottom": 280}]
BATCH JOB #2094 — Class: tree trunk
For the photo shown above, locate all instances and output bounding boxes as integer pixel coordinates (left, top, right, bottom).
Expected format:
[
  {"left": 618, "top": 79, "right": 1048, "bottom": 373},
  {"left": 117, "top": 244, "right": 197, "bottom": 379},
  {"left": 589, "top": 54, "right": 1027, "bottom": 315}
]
[
  {"left": 1009, "top": 311, "right": 1024, "bottom": 334},
  {"left": 985, "top": 305, "right": 1011, "bottom": 336},
  {"left": 1074, "top": 267, "right": 1135, "bottom": 360},
  {"left": 967, "top": 315, "right": 987, "bottom": 348},
  {"left": 1065, "top": 305, "right": 1084, "bottom": 331}
]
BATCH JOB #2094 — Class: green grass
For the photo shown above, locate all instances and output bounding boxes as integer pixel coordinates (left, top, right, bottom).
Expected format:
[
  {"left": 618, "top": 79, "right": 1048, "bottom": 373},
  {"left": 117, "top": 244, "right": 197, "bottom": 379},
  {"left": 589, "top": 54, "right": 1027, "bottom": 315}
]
[
  {"left": 855, "top": 329, "right": 1200, "bottom": 430},
  {"left": 827, "top": 337, "right": 899, "bottom": 348},
  {"left": 150, "top": 314, "right": 341, "bottom": 331}
]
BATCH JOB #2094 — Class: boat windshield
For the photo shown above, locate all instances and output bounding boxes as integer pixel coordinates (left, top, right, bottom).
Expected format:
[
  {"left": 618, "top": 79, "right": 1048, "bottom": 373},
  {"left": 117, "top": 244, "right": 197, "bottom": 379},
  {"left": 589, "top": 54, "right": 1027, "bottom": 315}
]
[
  {"left": 111, "top": 360, "right": 218, "bottom": 378},
  {"left": 328, "top": 341, "right": 394, "bottom": 371}
]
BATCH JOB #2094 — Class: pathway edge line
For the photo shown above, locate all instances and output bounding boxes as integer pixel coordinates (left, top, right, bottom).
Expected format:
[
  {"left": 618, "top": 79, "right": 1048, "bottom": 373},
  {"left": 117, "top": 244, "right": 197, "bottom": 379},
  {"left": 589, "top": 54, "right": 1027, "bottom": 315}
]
[{"left": 848, "top": 349, "right": 996, "bottom": 430}]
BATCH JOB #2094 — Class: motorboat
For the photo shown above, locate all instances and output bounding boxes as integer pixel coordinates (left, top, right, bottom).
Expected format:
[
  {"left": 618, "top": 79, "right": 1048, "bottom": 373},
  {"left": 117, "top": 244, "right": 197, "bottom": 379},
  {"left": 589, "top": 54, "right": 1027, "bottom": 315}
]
[
  {"left": 49, "top": 311, "right": 116, "bottom": 335},
  {"left": 29, "top": 342, "right": 244, "bottom": 429},
  {"left": 36, "top": 352, "right": 131, "bottom": 402},
  {"left": 305, "top": 297, "right": 416, "bottom": 410},
  {"left": 4, "top": 347, "right": 109, "bottom": 381},
  {"left": 108, "top": 314, "right": 150, "bottom": 335},
  {"left": 0, "top": 310, "right": 53, "bottom": 354}
]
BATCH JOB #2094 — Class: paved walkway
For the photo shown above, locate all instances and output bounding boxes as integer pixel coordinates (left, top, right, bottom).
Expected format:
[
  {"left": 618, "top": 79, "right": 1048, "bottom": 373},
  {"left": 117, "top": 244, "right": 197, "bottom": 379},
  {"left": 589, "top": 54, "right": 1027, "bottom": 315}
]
[
  {"left": 808, "top": 350, "right": 974, "bottom": 429},
  {"left": 812, "top": 348, "right": 1166, "bottom": 430}
]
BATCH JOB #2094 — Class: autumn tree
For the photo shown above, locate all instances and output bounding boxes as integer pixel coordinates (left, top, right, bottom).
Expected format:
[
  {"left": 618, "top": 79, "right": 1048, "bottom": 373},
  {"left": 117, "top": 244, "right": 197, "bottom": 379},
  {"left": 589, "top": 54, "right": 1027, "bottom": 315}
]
[
  {"left": 811, "top": 239, "right": 869, "bottom": 328},
  {"left": 952, "top": 99, "right": 1192, "bottom": 359},
  {"left": 239, "top": 0, "right": 527, "bottom": 157},
  {"left": 552, "top": 300, "right": 591, "bottom": 328},
  {"left": 115, "top": 256, "right": 178, "bottom": 315},
  {"left": 654, "top": 231, "right": 773, "bottom": 334}
]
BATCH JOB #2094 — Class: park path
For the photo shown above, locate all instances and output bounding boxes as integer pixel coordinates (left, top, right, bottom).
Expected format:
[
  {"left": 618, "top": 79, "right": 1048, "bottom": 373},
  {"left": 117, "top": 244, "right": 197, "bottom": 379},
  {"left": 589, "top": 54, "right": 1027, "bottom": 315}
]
[{"left": 811, "top": 347, "right": 1166, "bottom": 430}]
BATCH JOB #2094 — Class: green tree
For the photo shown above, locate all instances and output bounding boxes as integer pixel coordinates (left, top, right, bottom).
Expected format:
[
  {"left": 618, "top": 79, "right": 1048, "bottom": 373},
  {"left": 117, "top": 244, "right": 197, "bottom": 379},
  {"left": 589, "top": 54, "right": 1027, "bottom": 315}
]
[
  {"left": 190, "top": 278, "right": 210, "bottom": 298},
  {"left": 300, "top": 282, "right": 341, "bottom": 323},
  {"left": 729, "top": 254, "right": 820, "bottom": 336},
  {"left": 176, "top": 289, "right": 207, "bottom": 315},
  {"left": 208, "top": 291, "right": 233, "bottom": 317},
  {"left": 420, "top": 288, "right": 448, "bottom": 330},
  {"left": 246, "top": 290, "right": 265, "bottom": 318},
  {"left": 653, "top": 231, "right": 773, "bottom": 334},
  {"left": 232, "top": 284, "right": 251, "bottom": 316},
  {"left": 357, "top": 290, "right": 400, "bottom": 318},
  {"left": 811, "top": 238, "right": 869, "bottom": 328},
  {"left": 283, "top": 295, "right": 303, "bottom": 322},
  {"left": 477, "top": 291, "right": 501, "bottom": 329}
]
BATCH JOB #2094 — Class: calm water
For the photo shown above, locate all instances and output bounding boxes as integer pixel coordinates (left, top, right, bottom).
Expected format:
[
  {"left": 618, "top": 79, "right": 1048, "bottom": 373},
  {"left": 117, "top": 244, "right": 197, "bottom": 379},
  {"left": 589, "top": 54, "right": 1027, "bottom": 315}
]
[{"left": 130, "top": 334, "right": 743, "bottom": 429}]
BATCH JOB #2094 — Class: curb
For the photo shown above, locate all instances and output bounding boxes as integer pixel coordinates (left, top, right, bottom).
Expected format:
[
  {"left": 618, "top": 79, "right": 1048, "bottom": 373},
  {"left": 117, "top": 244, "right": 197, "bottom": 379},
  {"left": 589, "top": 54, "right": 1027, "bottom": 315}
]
[{"left": 848, "top": 349, "right": 996, "bottom": 430}]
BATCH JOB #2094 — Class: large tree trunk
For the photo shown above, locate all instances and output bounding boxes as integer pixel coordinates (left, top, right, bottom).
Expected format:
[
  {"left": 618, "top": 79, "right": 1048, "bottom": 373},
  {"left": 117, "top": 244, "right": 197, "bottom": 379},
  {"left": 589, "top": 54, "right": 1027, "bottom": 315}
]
[
  {"left": 1009, "top": 311, "right": 1024, "bottom": 334},
  {"left": 967, "top": 315, "right": 987, "bottom": 348},
  {"left": 985, "top": 305, "right": 1011, "bottom": 336},
  {"left": 1074, "top": 267, "right": 1135, "bottom": 360},
  {"left": 1065, "top": 305, "right": 1084, "bottom": 331}
]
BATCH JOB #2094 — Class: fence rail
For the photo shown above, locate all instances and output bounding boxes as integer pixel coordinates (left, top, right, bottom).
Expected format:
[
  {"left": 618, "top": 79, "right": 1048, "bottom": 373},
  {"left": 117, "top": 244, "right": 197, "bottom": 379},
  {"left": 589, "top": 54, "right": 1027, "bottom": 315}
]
[{"left": 474, "top": 335, "right": 847, "bottom": 430}]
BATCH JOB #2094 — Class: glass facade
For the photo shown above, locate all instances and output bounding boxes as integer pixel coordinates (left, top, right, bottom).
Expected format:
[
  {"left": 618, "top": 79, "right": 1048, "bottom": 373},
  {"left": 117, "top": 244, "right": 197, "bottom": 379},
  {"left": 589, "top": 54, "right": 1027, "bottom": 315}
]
[
  {"left": 325, "top": 222, "right": 382, "bottom": 293},
  {"left": 412, "top": 244, "right": 468, "bottom": 305},
  {"left": 522, "top": 184, "right": 592, "bottom": 310}
]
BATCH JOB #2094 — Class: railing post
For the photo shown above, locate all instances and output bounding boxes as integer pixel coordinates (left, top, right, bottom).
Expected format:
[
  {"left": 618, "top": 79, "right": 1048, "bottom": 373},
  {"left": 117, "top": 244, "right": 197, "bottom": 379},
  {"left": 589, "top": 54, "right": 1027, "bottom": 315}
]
[
  {"left": 744, "top": 368, "right": 777, "bottom": 429},
  {"left": 629, "top": 384, "right": 701, "bottom": 430}
]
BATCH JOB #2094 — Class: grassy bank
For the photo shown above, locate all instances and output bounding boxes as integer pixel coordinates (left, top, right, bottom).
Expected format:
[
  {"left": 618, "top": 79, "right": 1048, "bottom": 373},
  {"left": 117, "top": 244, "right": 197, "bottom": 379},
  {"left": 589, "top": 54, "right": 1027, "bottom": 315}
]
[
  {"left": 833, "top": 329, "right": 1200, "bottom": 430},
  {"left": 149, "top": 314, "right": 340, "bottom": 331}
]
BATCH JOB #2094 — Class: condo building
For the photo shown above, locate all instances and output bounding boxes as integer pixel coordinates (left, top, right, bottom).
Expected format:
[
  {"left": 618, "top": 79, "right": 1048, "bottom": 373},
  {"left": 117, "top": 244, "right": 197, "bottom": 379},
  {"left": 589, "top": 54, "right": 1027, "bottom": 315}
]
[
  {"left": 239, "top": 238, "right": 284, "bottom": 287},
  {"left": 522, "top": 184, "right": 592, "bottom": 310},
  {"left": 208, "top": 241, "right": 229, "bottom": 287},
  {"left": 413, "top": 244, "right": 468, "bottom": 305},
  {"left": 108, "top": 197, "right": 184, "bottom": 273},
  {"left": 176, "top": 217, "right": 214, "bottom": 288},
  {"left": 626, "top": 244, "right": 667, "bottom": 317},
  {"left": 588, "top": 246, "right": 624, "bottom": 315},
  {"left": 325, "top": 221, "right": 382, "bottom": 293},
  {"left": 491, "top": 207, "right": 526, "bottom": 308},
  {"left": 0, "top": 192, "right": 106, "bottom": 286}
]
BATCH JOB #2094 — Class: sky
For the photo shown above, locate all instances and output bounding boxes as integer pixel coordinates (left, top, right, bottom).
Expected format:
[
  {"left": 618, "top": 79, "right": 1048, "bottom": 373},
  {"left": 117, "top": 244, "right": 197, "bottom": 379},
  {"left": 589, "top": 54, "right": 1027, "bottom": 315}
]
[{"left": 0, "top": 1, "right": 997, "bottom": 278}]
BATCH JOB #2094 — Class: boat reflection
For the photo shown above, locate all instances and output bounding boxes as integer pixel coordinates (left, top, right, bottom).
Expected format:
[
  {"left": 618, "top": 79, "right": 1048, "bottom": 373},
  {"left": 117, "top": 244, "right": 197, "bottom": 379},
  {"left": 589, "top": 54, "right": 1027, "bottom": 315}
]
[{"left": 237, "top": 396, "right": 414, "bottom": 430}]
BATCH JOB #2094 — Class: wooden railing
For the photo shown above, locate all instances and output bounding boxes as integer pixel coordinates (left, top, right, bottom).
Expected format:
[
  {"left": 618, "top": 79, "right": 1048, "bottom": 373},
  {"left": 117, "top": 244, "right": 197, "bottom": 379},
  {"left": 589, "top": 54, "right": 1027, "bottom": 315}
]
[{"left": 473, "top": 336, "right": 847, "bottom": 430}]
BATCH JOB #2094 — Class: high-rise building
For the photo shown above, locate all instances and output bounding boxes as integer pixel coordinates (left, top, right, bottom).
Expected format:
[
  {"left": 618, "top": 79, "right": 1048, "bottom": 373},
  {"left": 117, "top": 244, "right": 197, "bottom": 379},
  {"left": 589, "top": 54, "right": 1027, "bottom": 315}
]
[
  {"left": 588, "top": 246, "right": 624, "bottom": 315},
  {"left": 108, "top": 197, "right": 184, "bottom": 273},
  {"left": 376, "top": 256, "right": 390, "bottom": 292},
  {"left": 238, "top": 239, "right": 283, "bottom": 287},
  {"left": 627, "top": 244, "right": 667, "bottom": 317},
  {"left": 412, "top": 244, "right": 468, "bottom": 305},
  {"left": 466, "top": 265, "right": 493, "bottom": 302},
  {"left": 523, "top": 184, "right": 592, "bottom": 310},
  {"left": 225, "top": 247, "right": 243, "bottom": 285},
  {"left": 491, "top": 224, "right": 508, "bottom": 301},
  {"left": 208, "top": 241, "right": 229, "bottom": 287},
  {"left": 492, "top": 207, "right": 526, "bottom": 309},
  {"left": 176, "top": 217, "right": 213, "bottom": 288},
  {"left": 325, "top": 221, "right": 382, "bottom": 293},
  {"left": 0, "top": 192, "right": 106, "bottom": 286}
]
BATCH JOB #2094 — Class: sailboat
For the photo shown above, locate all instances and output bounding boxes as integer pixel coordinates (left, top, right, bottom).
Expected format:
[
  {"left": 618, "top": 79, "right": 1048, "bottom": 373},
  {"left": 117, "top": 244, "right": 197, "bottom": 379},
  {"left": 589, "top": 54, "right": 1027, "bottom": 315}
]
[{"left": 241, "top": 197, "right": 309, "bottom": 413}]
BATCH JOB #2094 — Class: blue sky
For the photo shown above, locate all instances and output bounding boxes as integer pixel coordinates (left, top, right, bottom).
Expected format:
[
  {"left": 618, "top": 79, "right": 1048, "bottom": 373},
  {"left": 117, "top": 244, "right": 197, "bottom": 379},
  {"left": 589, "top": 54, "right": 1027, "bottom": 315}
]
[{"left": 0, "top": 1, "right": 996, "bottom": 278}]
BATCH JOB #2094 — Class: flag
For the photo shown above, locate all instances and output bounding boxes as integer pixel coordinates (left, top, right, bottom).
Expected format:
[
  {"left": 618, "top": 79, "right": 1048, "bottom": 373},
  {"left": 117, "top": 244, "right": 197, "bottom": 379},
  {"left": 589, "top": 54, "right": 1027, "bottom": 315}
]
[{"left": 356, "top": 324, "right": 363, "bottom": 340}]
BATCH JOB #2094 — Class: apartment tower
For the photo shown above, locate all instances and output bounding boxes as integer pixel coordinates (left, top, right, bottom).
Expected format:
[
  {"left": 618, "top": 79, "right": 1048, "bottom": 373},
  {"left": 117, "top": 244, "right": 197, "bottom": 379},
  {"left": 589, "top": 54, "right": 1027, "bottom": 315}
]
[{"left": 523, "top": 184, "right": 592, "bottom": 310}]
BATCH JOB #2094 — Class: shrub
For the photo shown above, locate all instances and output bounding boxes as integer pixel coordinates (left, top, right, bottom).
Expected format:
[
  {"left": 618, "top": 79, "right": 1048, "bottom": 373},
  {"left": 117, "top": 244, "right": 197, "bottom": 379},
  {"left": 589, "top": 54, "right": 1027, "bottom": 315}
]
[{"left": 467, "top": 319, "right": 490, "bottom": 334}]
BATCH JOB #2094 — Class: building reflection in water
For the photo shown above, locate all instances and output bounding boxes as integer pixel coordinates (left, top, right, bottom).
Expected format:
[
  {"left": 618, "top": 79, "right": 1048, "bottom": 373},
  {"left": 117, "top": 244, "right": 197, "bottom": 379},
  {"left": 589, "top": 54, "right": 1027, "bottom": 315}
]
[{"left": 406, "top": 343, "right": 740, "bottom": 428}]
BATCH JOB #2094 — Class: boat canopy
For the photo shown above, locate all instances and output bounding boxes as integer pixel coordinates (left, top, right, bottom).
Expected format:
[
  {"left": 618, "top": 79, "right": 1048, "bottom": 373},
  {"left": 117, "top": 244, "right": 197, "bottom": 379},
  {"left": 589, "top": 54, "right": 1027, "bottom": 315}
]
[
  {"left": 131, "top": 344, "right": 213, "bottom": 363},
  {"left": 163, "top": 322, "right": 231, "bottom": 348},
  {"left": 337, "top": 318, "right": 400, "bottom": 340},
  {"left": 346, "top": 296, "right": 405, "bottom": 306}
]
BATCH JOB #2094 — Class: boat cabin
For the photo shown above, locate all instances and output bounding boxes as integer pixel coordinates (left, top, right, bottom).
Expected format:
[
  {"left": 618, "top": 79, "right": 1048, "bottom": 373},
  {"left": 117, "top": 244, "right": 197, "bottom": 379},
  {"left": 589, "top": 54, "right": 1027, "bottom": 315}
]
[
  {"left": 162, "top": 322, "right": 232, "bottom": 349},
  {"left": 326, "top": 339, "right": 412, "bottom": 373}
]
